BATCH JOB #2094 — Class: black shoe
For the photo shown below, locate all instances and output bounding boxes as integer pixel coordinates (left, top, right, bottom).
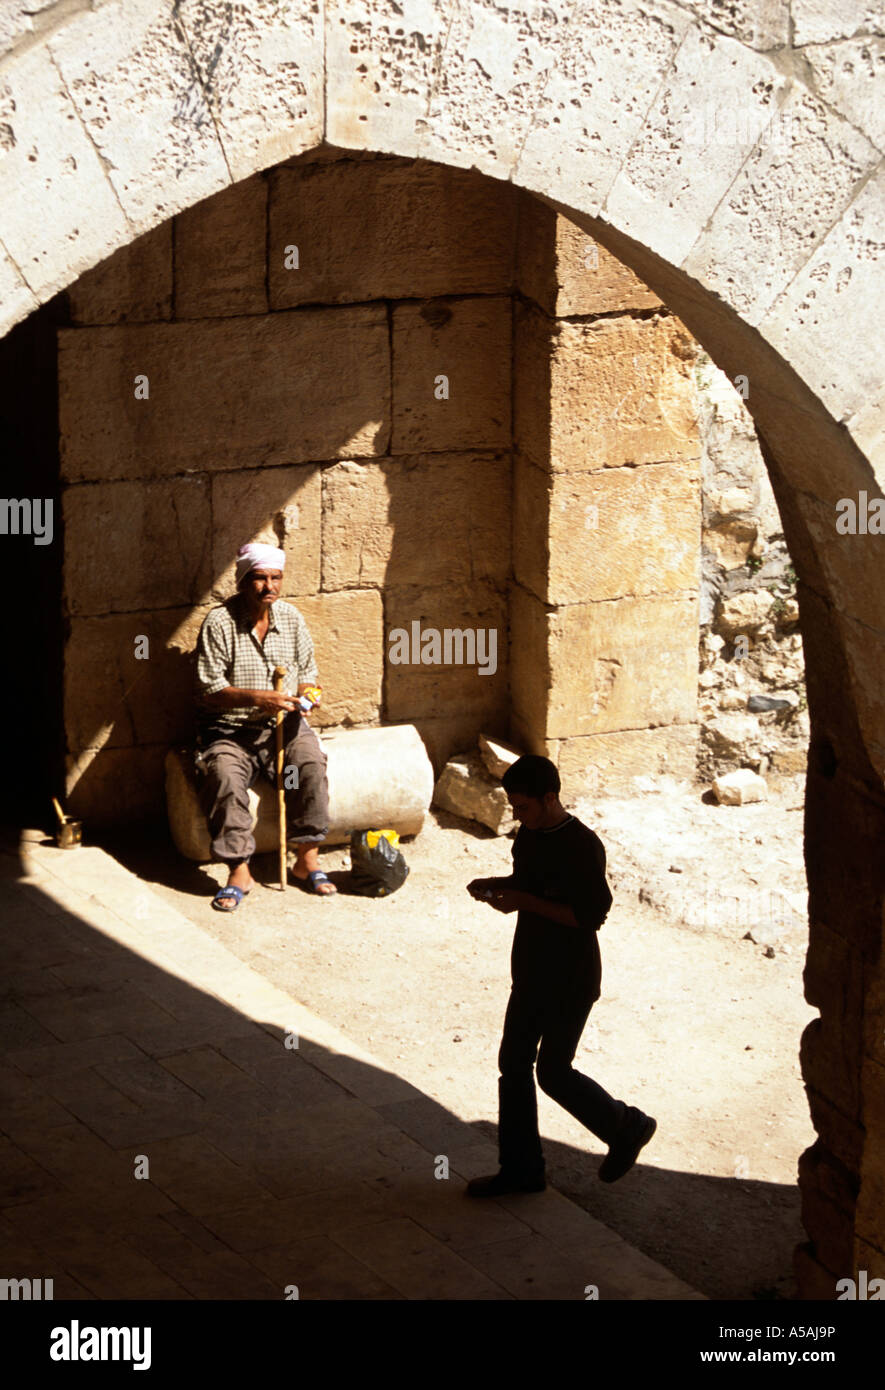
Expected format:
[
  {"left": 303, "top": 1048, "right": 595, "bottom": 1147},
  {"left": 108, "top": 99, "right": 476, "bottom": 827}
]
[
  {"left": 598, "top": 1109, "right": 657, "bottom": 1184},
  {"left": 465, "top": 1169, "right": 546, "bottom": 1198}
]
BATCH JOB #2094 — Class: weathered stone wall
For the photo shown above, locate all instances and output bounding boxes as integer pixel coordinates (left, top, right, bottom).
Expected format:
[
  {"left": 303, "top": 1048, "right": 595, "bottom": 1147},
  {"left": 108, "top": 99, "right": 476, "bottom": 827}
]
[
  {"left": 59, "top": 153, "right": 710, "bottom": 821},
  {"left": 511, "top": 199, "right": 702, "bottom": 800},
  {"left": 60, "top": 152, "right": 516, "bottom": 818}
]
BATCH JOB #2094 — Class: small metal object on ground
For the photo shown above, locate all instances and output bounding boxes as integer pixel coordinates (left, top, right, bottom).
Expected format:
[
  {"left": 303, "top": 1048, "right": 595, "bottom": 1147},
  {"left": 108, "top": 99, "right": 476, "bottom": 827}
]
[{"left": 51, "top": 796, "right": 83, "bottom": 849}]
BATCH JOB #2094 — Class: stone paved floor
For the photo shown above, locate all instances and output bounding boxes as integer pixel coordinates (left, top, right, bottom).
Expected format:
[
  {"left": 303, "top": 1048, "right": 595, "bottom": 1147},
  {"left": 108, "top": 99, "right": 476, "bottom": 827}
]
[{"left": 0, "top": 834, "right": 702, "bottom": 1300}]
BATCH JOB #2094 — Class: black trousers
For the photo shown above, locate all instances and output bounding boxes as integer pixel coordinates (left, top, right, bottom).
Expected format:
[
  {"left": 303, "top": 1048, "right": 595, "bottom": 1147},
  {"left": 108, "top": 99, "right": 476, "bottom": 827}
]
[{"left": 497, "top": 978, "right": 628, "bottom": 1176}]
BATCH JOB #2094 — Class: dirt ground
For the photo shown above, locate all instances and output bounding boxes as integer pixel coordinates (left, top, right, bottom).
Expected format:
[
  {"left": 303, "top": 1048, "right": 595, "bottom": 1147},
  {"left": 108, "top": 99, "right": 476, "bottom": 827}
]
[{"left": 104, "top": 772, "right": 816, "bottom": 1301}]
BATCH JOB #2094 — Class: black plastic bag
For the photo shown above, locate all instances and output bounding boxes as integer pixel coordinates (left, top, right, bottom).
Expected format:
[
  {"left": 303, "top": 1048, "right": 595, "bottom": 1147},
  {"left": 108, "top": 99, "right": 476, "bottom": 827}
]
[{"left": 349, "top": 829, "right": 409, "bottom": 897}]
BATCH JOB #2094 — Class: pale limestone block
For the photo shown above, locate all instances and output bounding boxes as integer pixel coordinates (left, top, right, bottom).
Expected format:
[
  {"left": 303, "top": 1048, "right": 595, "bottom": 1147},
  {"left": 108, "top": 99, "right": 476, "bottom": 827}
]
[
  {"left": 384, "top": 583, "right": 508, "bottom": 721},
  {"left": 391, "top": 297, "right": 510, "bottom": 453},
  {"left": 718, "top": 590, "right": 776, "bottom": 635},
  {"left": 63, "top": 476, "right": 211, "bottom": 616},
  {"left": 322, "top": 721, "right": 434, "bottom": 839},
  {"left": 704, "top": 519, "right": 758, "bottom": 570},
  {"left": 295, "top": 591, "right": 384, "bottom": 729},
  {"left": 432, "top": 752, "right": 516, "bottom": 835},
  {"left": 67, "top": 223, "right": 172, "bottom": 325},
  {"left": 712, "top": 768, "right": 769, "bottom": 803},
  {"left": 269, "top": 158, "right": 517, "bottom": 308},
  {"left": 514, "top": 0, "right": 691, "bottom": 214},
  {"left": 603, "top": 27, "right": 790, "bottom": 266},
  {"left": 515, "top": 306, "right": 699, "bottom": 473},
  {"left": 518, "top": 457, "right": 702, "bottom": 605},
  {"left": 556, "top": 726, "right": 699, "bottom": 797},
  {"left": 704, "top": 712, "right": 763, "bottom": 761},
  {"left": 683, "top": 88, "right": 879, "bottom": 327},
  {"left": 58, "top": 307, "right": 390, "bottom": 482},
  {"left": 48, "top": 0, "right": 229, "bottom": 227},
  {"left": 793, "top": 0, "right": 884, "bottom": 46},
  {"left": 516, "top": 197, "right": 662, "bottom": 317},
  {"left": 0, "top": 5, "right": 30, "bottom": 60},
  {"left": 478, "top": 733, "right": 522, "bottom": 779},
  {"left": 674, "top": 0, "right": 790, "bottom": 48},
  {"left": 712, "top": 487, "right": 756, "bottom": 517},
  {"left": 67, "top": 744, "right": 169, "bottom": 823},
  {"left": 325, "top": 0, "right": 447, "bottom": 158},
  {"left": 546, "top": 594, "right": 699, "bottom": 738},
  {"left": 804, "top": 37, "right": 885, "bottom": 151},
  {"left": 176, "top": 0, "right": 324, "bottom": 182},
  {"left": 321, "top": 454, "right": 512, "bottom": 591},
  {"left": 759, "top": 166, "right": 885, "bottom": 433},
  {"left": 0, "top": 240, "right": 39, "bottom": 336},
  {"left": 210, "top": 466, "right": 321, "bottom": 600},
  {"left": 175, "top": 175, "right": 267, "bottom": 319},
  {"left": 165, "top": 724, "right": 434, "bottom": 859},
  {"left": 0, "top": 45, "right": 128, "bottom": 302},
  {"left": 64, "top": 607, "right": 209, "bottom": 752},
  {"left": 417, "top": 0, "right": 567, "bottom": 180}
]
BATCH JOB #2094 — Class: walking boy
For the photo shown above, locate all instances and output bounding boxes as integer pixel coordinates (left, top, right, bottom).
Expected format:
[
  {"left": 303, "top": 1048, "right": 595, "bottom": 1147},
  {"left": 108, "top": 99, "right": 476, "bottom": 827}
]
[{"left": 466, "top": 755, "right": 655, "bottom": 1196}]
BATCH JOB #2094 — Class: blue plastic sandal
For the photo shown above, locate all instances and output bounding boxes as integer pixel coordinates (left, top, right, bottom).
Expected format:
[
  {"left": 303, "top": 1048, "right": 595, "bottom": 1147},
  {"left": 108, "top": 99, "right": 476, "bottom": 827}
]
[
  {"left": 212, "top": 885, "right": 249, "bottom": 912},
  {"left": 297, "top": 870, "right": 337, "bottom": 896}
]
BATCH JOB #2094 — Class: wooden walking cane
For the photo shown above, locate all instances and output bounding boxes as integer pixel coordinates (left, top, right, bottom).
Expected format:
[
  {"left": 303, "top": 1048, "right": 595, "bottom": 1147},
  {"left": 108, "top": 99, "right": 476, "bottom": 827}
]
[{"left": 273, "top": 665, "right": 288, "bottom": 892}]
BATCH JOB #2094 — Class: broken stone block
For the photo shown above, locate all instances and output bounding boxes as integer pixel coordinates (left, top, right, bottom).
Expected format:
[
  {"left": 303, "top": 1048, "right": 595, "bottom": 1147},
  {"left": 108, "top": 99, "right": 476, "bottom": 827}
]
[
  {"left": 712, "top": 769, "right": 768, "bottom": 805},
  {"left": 704, "top": 713, "right": 762, "bottom": 762},
  {"left": 717, "top": 591, "right": 775, "bottom": 637},
  {"left": 478, "top": 733, "right": 522, "bottom": 779},
  {"left": 433, "top": 752, "right": 516, "bottom": 835}
]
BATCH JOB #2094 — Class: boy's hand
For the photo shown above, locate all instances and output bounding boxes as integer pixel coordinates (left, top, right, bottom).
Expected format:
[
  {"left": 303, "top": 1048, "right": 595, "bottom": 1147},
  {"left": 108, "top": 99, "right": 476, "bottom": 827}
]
[
  {"left": 467, "top": 877, "right": 504, "bottom": 900},
  {"left": 468, "top": 879, "right": 522, "bottom": 912},
  {"left": 486, "top": 888, "right": 521, "bottom": 914}
]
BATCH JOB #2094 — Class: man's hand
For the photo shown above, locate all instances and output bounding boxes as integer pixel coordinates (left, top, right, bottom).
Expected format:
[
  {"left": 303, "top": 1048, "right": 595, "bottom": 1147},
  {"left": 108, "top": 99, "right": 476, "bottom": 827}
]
[
  {"left": 250, "top": 690, "right": 299, "bottom": 714},
  {"left": 200, "top": 686, "right": 298, "bottom": 714}
]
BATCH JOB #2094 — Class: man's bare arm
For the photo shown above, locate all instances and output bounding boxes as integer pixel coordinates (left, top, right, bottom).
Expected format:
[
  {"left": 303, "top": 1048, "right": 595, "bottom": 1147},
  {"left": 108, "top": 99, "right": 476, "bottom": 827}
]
[{"left": 200, "top": 687, "right": 298, "bottom": 714}]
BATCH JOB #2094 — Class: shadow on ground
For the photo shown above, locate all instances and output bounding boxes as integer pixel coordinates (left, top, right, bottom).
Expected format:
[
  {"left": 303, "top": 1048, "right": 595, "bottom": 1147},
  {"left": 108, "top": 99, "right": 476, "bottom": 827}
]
[{"left": 1, "top": 828, "right": 799, "bottom": 1300}]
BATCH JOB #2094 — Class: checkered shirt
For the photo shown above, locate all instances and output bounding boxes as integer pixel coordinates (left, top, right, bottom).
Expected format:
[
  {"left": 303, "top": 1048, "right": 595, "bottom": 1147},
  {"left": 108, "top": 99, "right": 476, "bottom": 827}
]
[{"left": 195, "top": 595, "right": 319, "bottom": 732}]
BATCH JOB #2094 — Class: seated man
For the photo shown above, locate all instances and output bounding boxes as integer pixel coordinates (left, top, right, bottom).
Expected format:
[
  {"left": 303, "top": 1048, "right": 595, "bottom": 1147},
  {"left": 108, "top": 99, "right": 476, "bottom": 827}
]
[{"left": 193, "top": 541, "right": 337, "bottom": 909}]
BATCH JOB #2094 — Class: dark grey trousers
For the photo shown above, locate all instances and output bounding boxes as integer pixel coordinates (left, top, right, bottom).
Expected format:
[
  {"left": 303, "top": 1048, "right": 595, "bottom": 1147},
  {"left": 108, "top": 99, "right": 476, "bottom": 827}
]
[{"left": 196, "top": 713, "right": 330, "bottom": 865}]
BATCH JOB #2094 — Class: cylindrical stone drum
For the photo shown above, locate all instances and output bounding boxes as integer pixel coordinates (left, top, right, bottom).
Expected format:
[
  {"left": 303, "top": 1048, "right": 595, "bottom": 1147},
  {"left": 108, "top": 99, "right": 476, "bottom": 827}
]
[{"left": 165, "top": 723, "right": 434, "bottom": 862}]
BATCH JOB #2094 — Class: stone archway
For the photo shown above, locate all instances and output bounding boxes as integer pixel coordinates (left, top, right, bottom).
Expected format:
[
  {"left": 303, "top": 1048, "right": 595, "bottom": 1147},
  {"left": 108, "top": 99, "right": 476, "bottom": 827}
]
[{"left": 1, "top": 0, "right": 882, "bottom": 1296}]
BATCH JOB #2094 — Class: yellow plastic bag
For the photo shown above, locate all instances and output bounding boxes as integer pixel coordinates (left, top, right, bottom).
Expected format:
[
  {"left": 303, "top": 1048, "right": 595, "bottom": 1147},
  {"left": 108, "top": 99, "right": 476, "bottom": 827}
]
[{"left": 366, "top": 828, "right": 399, "bottom": 850}]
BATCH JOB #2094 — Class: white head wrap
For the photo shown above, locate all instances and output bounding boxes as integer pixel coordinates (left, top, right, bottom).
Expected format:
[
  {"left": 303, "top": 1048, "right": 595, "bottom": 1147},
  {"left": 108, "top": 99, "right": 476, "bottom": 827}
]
[{"left": 235, "top": 542, "right": 286, "bottom": 587}]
